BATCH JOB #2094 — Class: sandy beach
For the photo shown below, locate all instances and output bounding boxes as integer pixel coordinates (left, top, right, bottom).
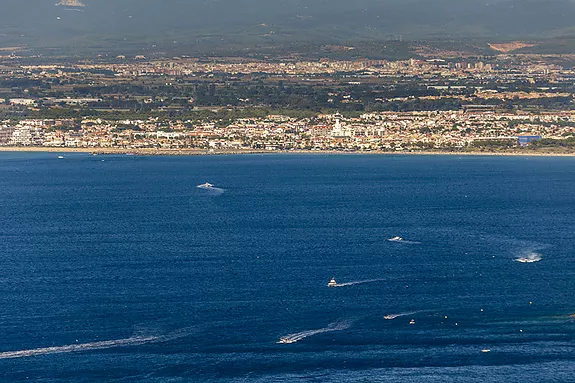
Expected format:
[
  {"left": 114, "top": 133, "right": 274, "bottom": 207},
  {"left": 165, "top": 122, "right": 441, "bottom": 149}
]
[{"left": 0, "top": 146, "right": 574, "bottom": 157}]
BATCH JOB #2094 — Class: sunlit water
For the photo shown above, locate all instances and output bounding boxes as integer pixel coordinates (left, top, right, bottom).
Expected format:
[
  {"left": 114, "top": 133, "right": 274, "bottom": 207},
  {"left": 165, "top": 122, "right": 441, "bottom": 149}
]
[{"left": 0, "top": 153, "right": 573, "bottom": 382}]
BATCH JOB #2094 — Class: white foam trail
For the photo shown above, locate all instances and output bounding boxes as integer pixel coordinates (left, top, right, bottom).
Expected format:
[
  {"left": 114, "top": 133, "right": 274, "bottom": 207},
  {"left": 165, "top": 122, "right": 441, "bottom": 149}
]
[
  {"left": 0, "top": 325, "right": 201, "bottom": 360},
  {"left": 197, "top": 186, "right": 224, "bottom": 195},
  {"left": 333, "top": 279, "right": 384, "bottom": 287},
  {"left": 278, "top": 320, "right": 353, "bottom": 344},
  {"left": 515, "top": 252, "right": 543, "bottom": 263},
  {"left": 383, "top": 311, "right": 419, "bottom": 320},
  {"left": 400, "top": 240, "right": 421, "bottom": 244},
  {"left": 0, "top": 335, "right": 159, "bottom": 359},
  {"left": 387, "top": 238, "right": 421, "bottom": 244}
]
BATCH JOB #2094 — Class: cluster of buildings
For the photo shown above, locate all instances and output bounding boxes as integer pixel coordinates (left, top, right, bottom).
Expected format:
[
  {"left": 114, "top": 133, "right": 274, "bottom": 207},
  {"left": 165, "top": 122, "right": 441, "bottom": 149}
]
[
  {"left": 1, "top": 111, "right": 571, "bottom": 151},
  {"left": 7, "top": 55, "right": 571, "bottom": 81}
]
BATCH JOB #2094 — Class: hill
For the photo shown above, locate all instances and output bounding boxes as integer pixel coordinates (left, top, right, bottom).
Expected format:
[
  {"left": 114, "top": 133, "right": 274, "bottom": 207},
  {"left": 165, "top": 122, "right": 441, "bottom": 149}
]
[{"left": 2, "top": 0, "right": 575, "bottom": 56}]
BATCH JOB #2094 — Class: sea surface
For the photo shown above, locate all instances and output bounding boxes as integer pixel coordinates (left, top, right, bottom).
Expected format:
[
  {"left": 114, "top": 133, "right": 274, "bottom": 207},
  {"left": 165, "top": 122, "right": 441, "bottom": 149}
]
[{"left": 0, "top": 153, "right": 573, "bottom": 382}]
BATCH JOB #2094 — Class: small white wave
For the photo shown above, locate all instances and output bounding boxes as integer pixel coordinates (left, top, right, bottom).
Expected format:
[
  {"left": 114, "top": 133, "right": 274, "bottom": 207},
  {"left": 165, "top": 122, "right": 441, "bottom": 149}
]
[
  {"left": 278, "top": 320, "right": 353, "bottom": 344},
  {"left": 0, "top": 335, "right": 158, "bottom": 360},
  {"left": 332, "top": 279, "right": 384, "bottom": 287}
]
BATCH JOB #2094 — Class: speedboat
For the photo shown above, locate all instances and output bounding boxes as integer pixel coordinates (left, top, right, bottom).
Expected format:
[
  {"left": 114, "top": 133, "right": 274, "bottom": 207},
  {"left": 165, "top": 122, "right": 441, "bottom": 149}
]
[
  {"left": 57, "top": 155, "right": 64, "bottom": 159},
  {"left": 278, "top": 337, "right": 297, "bottom": 344},
  {"left": 327, "top": 278, "right": 337, "bottom": 287},
  {"left": 197, "top": 182, "right": 214, "bottom": 189},
  {"left": 387, "top": 236, "right": 404, "bottom": 242}
]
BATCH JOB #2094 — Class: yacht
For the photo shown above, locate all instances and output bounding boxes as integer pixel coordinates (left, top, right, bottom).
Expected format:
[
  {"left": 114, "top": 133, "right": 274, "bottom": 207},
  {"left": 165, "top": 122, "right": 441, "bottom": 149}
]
[
  {"left": 388, "top": 236, "right": 404, "bottom": 242},
  {"left": 197, "top": 182, "right": 214, "bottom": 189},
  {"left": 327, "top": 278, "right": 337, "bottom": 287}
]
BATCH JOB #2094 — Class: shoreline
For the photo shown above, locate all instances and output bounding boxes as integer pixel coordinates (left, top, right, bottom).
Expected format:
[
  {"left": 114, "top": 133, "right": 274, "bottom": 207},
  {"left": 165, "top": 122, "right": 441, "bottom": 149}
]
[{"left": 0, "top": 146, "right": 574, "bottom": 157}]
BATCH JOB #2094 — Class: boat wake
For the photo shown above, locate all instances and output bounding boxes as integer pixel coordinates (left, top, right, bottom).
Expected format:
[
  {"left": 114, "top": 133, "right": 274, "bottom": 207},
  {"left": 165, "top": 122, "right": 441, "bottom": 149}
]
[
  {"left": 515, "top": 252, "right": 543, "bottom": 263},
  {"left": 0, "top": 335, "right": 159, "bottom": 360},
  {"left": 278, "top": 320, "right": 353, "bottom": 344},
  {"left": 196, "top": 183, "right": 224, "bottom": 195},
  {"left": 332, "top": 279, "right": 384, "bottom": 287},
  {"left": 387, "top": 236, "right": 421, "bottom": 245},
  {"left": 504, "top": 238, "right": 549, "bottom": 263},
  {"left": 0, "top": 325, "right": 201, "bottom": 360},
  {"left": 383, "top": 311, "right": 419, "bottom": 320}
]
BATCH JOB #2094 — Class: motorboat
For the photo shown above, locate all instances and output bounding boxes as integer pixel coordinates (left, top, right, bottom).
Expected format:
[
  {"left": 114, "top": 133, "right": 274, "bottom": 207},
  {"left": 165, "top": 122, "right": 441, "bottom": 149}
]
[
  {"left": 481, "top": 349, "right": 491, "bottom": 353},
  {"left": 409, "top": 319, "right": 415, "bottom": 325},
  {"left": 197, "top": 182, "right": 214, "bottom": 189},
  {"left": 278, "top": 337, "right": 297, "bottom": 344},
  {"left": 57, "top": 155, "right": 64, "bottom": 159},
  {"left": 387, "top": 236, "right": 404, "bottom": 242},
  {"left": 327, "top": 278, "right": 337, "bottom": 287}
]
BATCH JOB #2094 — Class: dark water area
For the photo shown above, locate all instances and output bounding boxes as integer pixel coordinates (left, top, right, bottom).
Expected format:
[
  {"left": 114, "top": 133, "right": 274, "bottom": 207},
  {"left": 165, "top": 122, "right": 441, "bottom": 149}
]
[{"left": 0, "top": 153, "right": 573, "bottom": 382}]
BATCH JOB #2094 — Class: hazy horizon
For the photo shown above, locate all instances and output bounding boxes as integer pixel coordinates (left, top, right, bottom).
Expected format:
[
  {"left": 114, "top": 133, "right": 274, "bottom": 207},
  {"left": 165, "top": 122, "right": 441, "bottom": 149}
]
[{"left": 2, "top": 0, "right": 575, "bottom": 54}]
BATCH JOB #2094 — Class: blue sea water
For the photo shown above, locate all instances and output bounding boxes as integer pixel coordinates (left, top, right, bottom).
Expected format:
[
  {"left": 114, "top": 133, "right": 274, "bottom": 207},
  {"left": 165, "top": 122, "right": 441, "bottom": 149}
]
[{"left": 0, "top": 152, "right": 574, "bottom": 382}]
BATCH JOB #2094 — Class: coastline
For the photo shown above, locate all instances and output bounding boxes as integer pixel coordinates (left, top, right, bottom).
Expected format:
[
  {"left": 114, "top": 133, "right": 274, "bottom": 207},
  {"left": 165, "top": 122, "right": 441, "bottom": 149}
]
[{"left": 1, "top": 146, "right": 574, "bottom": 157}]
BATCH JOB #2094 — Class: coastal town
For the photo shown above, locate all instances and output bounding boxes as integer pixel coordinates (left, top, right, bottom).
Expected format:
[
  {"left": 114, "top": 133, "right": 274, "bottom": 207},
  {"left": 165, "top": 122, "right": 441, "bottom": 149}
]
[
  {"left": 1, "top": 53, "right": 575, "bottom": 153},
  {"left": 1, "top": 110, "right": 573, "bottom": 153}
]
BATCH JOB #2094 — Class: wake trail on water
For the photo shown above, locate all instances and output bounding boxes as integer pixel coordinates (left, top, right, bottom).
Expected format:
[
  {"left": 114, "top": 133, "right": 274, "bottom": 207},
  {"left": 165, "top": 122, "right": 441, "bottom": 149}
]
[
  {"left": 333, "top": 279, "right": 384, "bottom": 287},
  {"left": 0, "top": 336, "right": 158, "bottom": 360},
  {"left": 198, "top": 187, "right": 225, "bottom": 195},
  {"left": 383, "top": 311, "right": 420, "bottom": 320},
  {"left": 0, "top": 325, "right": 200, "bottom": 360},
  {"left": 278, "top": 319, "right": 354, "bottom": 344}
]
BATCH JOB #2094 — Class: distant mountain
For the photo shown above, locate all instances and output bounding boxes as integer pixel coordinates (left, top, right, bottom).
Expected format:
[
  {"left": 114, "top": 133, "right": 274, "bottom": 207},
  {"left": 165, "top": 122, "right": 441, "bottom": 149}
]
[
  {"left": 56, "top": 0, "right": 85, "bottom": 7},
  {"left": 2, "top": 0, "right": 575, "bottom": 55}
]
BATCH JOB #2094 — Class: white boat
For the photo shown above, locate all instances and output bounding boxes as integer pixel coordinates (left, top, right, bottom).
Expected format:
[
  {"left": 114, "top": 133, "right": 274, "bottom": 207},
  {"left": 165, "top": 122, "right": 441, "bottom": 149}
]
[
  {"left": 197, "top": 182, "right": 214, "bottom": 189},
  {"left": 481, "top": 349, "right": 491, "bottom": 353},
  {"left": 57, "top": 155, "right": 64, "bottom": 159},
  {"left": 387, "top": 236, "right": 404, "bottom": 242},
  {"left": 327, "top": 278, "right": 337, "bottom": 287}
]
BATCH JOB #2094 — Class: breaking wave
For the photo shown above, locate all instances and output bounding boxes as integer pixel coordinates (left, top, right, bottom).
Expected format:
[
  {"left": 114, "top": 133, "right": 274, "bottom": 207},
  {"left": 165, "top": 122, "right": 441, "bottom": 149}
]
[{"left": 277, "top": 320, "right": 353, "bottom": 344}]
